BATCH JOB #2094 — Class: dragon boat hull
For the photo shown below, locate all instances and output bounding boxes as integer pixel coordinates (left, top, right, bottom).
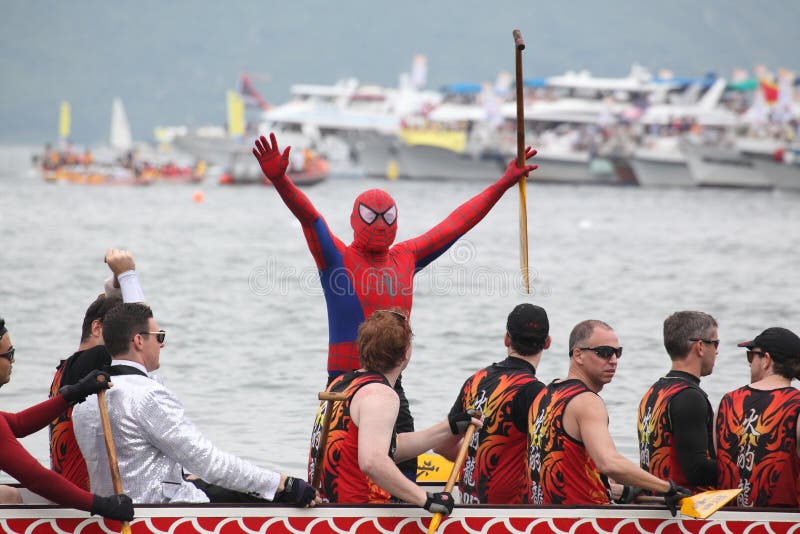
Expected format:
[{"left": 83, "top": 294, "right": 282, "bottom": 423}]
[{"left": 0, "top": 503, "right": 796, "bottom": 534}]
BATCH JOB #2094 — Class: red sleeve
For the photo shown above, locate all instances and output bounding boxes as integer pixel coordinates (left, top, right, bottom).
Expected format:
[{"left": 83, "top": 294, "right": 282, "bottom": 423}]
[
  {"left": 1, "top": 395, "right": 68, "bottom": 438},
  {"left": 0, "top": 414, "right": 94, "bottom": 511},
  {"left": 401, "top": 179, "right": 512, "bottom": 266},
  {"left": 272, "top": 173, "right": 344, "bottom": 269},
  {"left": 272, "top": 173, "right": 322, "bottom": 226}
]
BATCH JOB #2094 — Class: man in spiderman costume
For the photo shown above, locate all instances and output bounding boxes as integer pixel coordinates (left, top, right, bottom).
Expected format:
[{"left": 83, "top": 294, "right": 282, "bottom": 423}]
[{"left": 253, "top": 133, "right": 537, "bottom": 479}]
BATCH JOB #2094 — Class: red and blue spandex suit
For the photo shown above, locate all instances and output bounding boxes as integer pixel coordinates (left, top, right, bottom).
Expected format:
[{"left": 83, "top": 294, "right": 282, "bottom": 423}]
[{"left": 253, "top": 133, "right": 537, "bottom": 377}]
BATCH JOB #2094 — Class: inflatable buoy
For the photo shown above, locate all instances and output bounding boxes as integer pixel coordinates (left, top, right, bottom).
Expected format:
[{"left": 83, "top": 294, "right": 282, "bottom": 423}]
[{"left": 192, "top": 190, "right": 205, "bottom": 203}]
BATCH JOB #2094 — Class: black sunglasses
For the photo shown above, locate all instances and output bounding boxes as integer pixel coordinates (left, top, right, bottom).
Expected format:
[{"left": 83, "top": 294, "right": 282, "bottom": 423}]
[
  {"left": 579, "top": 345, "right": 623, "bottom": 359},
  {"left": 689, "top": 338, "right": 720, "bottom": 349},
  {"left": 0, "top": 346, "right": 14, "bottom": 363},
  {"left": 746, "top": 349, "right": 763, "bottom": 363},
  {"left": 139, "top": 330, "right": 166, "bottom": 344}
]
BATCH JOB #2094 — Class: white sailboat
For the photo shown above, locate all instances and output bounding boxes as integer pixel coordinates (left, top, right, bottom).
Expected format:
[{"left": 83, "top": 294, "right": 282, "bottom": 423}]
[{"left": 109, "top": 97, "right": 133, "bottom": 152}]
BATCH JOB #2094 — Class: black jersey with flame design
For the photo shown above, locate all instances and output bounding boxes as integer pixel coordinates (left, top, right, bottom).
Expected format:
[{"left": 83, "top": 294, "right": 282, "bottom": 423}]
[
  {"left": 307, "top": 370, "right": 397, "bottom": 504},
  {"left": 450, "top": 357, "right": 543, "bottom": 504},
  {"left": 716, "top": 385, "right": 800, "bottom": 507},
  {"left": 527, "top": 379, "right": 610, "bottom": 505},
  {"left": 637, "top": 373, "right": 713, "bottom": 492}
]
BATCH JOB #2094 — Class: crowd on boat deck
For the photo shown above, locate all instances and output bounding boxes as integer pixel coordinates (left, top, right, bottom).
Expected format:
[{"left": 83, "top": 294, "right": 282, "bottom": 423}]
[{"left": 0, "top": 134, "right": 798, "bottom": 518}]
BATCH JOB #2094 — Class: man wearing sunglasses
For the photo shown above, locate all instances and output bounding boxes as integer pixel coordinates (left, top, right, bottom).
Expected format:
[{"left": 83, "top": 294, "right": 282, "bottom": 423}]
[
  {"left": 0, "top": 317, "right": 134, "bottom": 520},
  {"left": 715, "top": 327, "right": 800, "bottom": 507},
  {"left": 48, "top": 248, "right": 144, "bottom": 491},
  {"left": 73, "top": 303, "right": 319, "bottom": 507},
  {"left": 528, "top": 320, "right": 690, "bottom": 515},
  {"left": 254, "top": 132, "right": 537, "bottom": 479},
  {"left": 637, "top": 311, "right": 719, "bottom": 493}
]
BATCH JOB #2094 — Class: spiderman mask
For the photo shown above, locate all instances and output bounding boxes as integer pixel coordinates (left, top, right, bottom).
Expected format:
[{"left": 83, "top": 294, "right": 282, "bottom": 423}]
[{"left": 350, "top": 189, "right": 398, "bottom": 251}]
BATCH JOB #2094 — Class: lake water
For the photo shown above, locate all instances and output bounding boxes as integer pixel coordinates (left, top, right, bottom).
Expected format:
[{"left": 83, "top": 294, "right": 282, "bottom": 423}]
[{"left": 2, "top": 145, "right": 799, "bottom": 482}]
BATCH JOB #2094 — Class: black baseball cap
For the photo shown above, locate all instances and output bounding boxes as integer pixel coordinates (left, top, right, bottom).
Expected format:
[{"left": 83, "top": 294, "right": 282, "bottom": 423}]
[
  {"left": 738, "top": 327, "right": 800, "bottom": 362},
  {"left": 507, "top": 304, "right": 549, "bottom": 342}
]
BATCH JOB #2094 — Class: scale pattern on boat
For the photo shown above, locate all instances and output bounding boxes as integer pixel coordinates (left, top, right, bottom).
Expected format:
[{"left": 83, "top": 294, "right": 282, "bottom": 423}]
[{"left": 0, "top": 506, "right": 798, "bottom": 534}]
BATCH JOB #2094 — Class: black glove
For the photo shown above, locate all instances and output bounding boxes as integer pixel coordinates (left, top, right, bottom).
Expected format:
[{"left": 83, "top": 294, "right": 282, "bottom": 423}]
[
  {"left": 662, "top": 479, "right": 692, "bottom": 517},
  {"left": 448, "top": 409, "right": 479, "bottom": 435},
  {"left": 615, "top": 484, "right": 642, "bottom": 504},
  {"left": 60, "top": 369, "right": 111, "bottom": 405},
  {"left": 91, "top": 493, "right": 134, "bottom": 521},
  {"left": 275, "top": 476, "right": 316, "bottom": 507},
  {"left": 423, "top": 491, "right": 454, "bottom": 515}
]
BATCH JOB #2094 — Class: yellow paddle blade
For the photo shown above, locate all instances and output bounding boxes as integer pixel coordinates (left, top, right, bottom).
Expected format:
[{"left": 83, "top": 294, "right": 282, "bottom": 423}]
[
  {"left": 680, "top": 488, "right": 741, "bottom": 519},
  {"left": 417, "top": 453, "right": 454, "bottom": 483}
]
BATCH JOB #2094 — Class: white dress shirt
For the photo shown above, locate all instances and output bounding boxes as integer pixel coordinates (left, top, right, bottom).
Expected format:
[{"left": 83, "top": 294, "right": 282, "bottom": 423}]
[{"left": 73, "top": 360, "right": 280, "bottom": 503}]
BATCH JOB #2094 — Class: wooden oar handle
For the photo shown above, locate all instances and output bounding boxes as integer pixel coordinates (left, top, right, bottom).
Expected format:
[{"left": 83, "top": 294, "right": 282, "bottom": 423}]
[
  {"left": 634, "top": 495, "right": 666, "bottom": 504},
  {"left": 428, "top": 423, "right": 478, "bottom": 534},
  {"left": 513, "top": 29, "right": 525, "bottom": 51},
  {"left": 98, "top": 389, "right": 132, "bottom": 534}
]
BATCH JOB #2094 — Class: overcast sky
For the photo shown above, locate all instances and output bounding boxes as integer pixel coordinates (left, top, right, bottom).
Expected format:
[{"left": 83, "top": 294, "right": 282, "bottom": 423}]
[{"left": 2, "top": 0, "right": 798, "bottom": 144}]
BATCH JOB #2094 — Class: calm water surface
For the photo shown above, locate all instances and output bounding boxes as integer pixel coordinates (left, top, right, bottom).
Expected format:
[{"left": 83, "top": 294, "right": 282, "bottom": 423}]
[{"left": 2, "top": 145, "right": 799, "bottom": 481}]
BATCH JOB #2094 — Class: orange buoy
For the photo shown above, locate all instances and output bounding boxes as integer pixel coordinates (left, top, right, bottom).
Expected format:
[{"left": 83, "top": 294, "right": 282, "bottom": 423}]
[{"left": 192, "top": 190, "right": 205, "bottom": 203}]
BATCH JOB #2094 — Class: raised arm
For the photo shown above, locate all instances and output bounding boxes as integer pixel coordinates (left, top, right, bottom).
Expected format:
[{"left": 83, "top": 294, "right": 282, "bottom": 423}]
[
  {"left": 400, "top": 149, "right": 537, "bottom": 271},
  {"left": 253, "top": 133, "right": 323, "bottom": 225},
  {"left": 253, "top": 133, "right": 344, "bottom": 269},
  {"left": 104, "top": 248, "right": 145, "bottom": 303}
]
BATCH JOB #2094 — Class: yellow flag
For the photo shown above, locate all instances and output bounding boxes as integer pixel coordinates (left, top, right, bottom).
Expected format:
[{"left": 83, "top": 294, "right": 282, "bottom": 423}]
[
  {"left": 226, "top": 91, "right": 245, "bottom": 138},
  {"left": 59, "top": 101, "right": 71, "bottom": 139}
]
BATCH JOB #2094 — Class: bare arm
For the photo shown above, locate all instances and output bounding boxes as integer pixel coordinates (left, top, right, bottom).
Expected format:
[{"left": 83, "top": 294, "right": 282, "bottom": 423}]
[
  {"left": 569, "top": 393, "right": 670, "bottom": 493},
  {"left": 351, "top": 384, "right": 427, "bottom": 506},
  {"left": 396, "top": 419, "right": 462, "bottom": 462}
]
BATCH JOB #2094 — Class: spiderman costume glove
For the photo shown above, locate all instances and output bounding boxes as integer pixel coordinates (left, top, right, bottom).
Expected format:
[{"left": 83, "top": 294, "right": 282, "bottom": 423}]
[
  {"left": 497, "top": 146, "right": 538, "bottom": 189},
  {"left": 253, "top": 132, "right": 291, "bottom": 181}
]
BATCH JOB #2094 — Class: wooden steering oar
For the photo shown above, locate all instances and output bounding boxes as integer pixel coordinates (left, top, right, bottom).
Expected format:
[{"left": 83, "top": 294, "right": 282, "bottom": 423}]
[
  {"left": 97, "top": 378, "right": 132, "bottom": 534},
  {"left": 513, "top": 29, "right": 530, "bottom": 294},
  {"left": 426, "top": 423, "right": 477, "bottom": 534},
  {"left": 311, "top": 391, "right": 347, "bottom": 490}
]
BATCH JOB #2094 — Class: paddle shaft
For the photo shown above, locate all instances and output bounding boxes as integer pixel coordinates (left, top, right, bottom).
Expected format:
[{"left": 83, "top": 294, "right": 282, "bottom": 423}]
[
  {"left": 427, "top": 423, "right": 477, "bottom": 534},
  {"left": 513, "top": 29, "right": 530, "bottom": 294},
  {"left": 97, "top": 388, "right": 132, "bottom": 534},
  {"left": 311, "top": 391, "right": 347, "bottom": 490}
]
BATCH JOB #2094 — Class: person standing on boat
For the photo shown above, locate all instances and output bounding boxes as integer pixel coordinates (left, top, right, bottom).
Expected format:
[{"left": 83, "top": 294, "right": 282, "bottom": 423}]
[
  {"left": 72, "top": 302, "right": 319, "bottom": 507},
  {"left": 253, "top": 132, "right": 536, "bottom": 479},
  {"left": 309, "top": 308, "right": 481, "bottom": 513},
  {"left": 0, "top": 317, "right": 134, "bottom": 520},
  {"left": 527, "top": 320, "right": 691, "bottom": 514},
  {"left": 49, "top": 248, "right": 145, "bottom": 491},
  {"left": 715, "top": 327, "right": 800, "bottom": 507},
  {"left": 438, "top": 303, "right": 549, "bottom": 504},
  {"left": 637, "top": 311, "right": 718, "bottom": 492}
]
